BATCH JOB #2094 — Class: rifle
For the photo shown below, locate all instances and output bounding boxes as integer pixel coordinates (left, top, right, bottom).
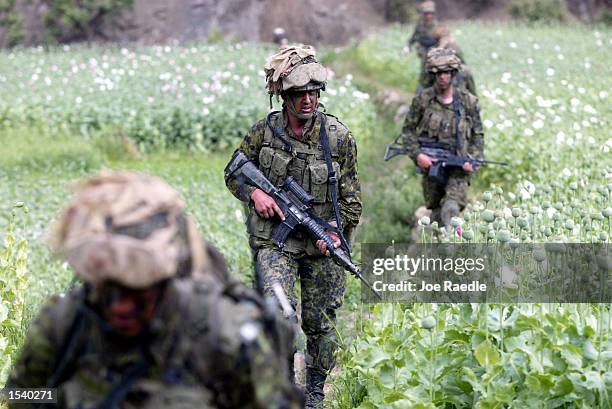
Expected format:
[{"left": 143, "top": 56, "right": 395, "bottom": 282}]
[
  {"left": 384, "top": 138, "right": 508, "bottom": 184},
  {"left": 226, "top": 151, "right": 382, "bottom": 300},
  {"left": 384, "top": 136, "right": 409, "bottom": 161},
  {"left": 419, "top": 141, "right": 508, "bottom": 184}
]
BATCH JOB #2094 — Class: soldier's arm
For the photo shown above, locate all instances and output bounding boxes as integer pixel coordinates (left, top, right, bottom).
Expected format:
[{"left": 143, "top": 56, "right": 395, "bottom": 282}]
[
  {"left": 225, "top": 120, "right": 266, "bottom": 202},
  {"left": 467, "top": 97, "right": 484, "bottom": 161},
  {"left": 408, "top": 22, "right": 421, "bottom": 47},
  {"left": 399, "top": 94, "right": 425, "bottom": 165},
  {"left": 6, "top": 297, "right": 64, "bottom": 391},
  {"left": 203, "top": 298, "right": 302, "bottom": 409},
  {"left": 337, "top": 131, "right": 362, "bottom": 231}
]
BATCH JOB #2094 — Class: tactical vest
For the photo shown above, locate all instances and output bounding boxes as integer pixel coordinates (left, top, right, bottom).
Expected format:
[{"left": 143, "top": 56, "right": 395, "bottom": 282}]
[
  {"left": 46, "top": 277, "right": 286, "bottom": 409},
  {"left": 247, "top": 112, "right": 341, "bottom": 255},
  {"left": 417, "top": 90, "right": 474, "bottom": 157}
]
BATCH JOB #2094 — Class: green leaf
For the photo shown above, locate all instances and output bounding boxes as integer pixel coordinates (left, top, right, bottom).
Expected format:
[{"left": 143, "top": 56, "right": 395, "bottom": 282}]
[
  {"left": 582, "top": 339, "right": 598, "bottom": 361},
  {"left": 475, "top": 339, "right": 500, "bottom": 367}
]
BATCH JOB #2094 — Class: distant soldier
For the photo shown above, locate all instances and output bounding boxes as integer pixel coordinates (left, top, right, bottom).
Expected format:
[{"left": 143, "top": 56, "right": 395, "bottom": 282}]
[
  {"left": 225, "top": 45, "right": 362, "bottom": 408},
  {"left": 407, "top": 1, "right": 439, "bottom": 91},
  {"left": 7, "top": 171, "right": 302, "bottom": 409},
  {"left": 399, "top": 48, "right": 484, "bottom": 227},
  {"left": 421, "top": 25, "right": 477, "bottom": 95},
  {"left": 273, "top": 27, "right": 289, "bottom": 46}
]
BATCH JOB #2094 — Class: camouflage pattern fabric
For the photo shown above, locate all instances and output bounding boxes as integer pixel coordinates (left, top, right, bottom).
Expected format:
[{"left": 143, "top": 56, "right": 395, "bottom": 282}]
[
  {"left": 255, "top": 247, "right": 345, "bottom": 375},
  {"left": 399, "top": 87, "right": 484, "bottom": 226},
  {"left": 225, "top": 110, "right": 362, "bottom": 247},
  {"left": 225, "top": 108, "right": 361, "bottom": 405},
  {"left": 7, "top": 275, "right": 301, "bottom": 409},
  {"left": 408, "top": 20, "right": 439, "bottom": 61}
]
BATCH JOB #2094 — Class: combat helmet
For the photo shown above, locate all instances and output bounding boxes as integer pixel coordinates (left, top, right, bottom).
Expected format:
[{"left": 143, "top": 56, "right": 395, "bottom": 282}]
[
  {"left": 426, "top": 47, "right": 461, "bottom": 73},
  {"left": 49, "top": 171, "right": 211, "bottom": 289},
  {"left": 264, "top": 44, "right": 327, "bottom": 96},
  {"left": 419, "top": 1, "right": 436, "bottom": 13}
]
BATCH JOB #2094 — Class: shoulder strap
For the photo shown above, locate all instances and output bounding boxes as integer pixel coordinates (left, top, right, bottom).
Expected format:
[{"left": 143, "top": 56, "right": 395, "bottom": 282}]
[
  {"left": 318, "top": 113, "right": 351, "bottom": 253},
  {"left": 47, "top": 288, "right": 90, "bottom": 388},
  {"left": 452, "top": 90, "right": 464, "bottom": 154},
  {"left": 266, "top": 111, "right": 293, "bottom": 153}
]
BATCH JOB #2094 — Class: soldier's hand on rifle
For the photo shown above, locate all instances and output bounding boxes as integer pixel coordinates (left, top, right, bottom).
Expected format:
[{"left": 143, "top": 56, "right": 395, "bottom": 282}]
[
  {"left": 316, "top": 231, "right": 340, "bottom": 256},
  {"left": 416, "top": 153, "right": 436, "bottom": 170},
  {"left": 251, "top": 188, "right": 285, "bottom": 220},
  {"left": 462, "top": 162, "right": 478, "bottom": 173}
]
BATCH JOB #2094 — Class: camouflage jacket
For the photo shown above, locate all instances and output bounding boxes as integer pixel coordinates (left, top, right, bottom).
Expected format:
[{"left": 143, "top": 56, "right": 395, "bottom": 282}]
[
  {"left": 399, "top": 86, "right": 484, "bottom": 169},
  {"left": 225, "top": 110, "right": 362, "bottom": 254},
  {"left": 408, "top": 20, "right": 439, "bottom": 60},
  {"left": 7, "top": 275, "right": 300, "bottom": 409}
]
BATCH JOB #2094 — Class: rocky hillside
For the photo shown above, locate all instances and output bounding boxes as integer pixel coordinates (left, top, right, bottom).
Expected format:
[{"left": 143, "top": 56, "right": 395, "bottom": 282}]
[{"left": 0, "top": 0, "right": 608, "bottom": 47}]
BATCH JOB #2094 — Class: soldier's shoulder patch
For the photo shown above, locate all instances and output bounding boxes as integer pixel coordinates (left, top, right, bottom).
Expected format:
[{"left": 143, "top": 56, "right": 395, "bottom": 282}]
[{"left": 323, "top": 113, "right": 350, "bottom": 134}]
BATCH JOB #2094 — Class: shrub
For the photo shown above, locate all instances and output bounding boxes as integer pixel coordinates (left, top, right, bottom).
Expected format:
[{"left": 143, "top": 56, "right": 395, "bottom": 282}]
[
  {"left": 509, "top": 0, "right": 570, "bottom": 23},
  {"left": 0, "top": 206, "right": 28, "bottom": 387}
]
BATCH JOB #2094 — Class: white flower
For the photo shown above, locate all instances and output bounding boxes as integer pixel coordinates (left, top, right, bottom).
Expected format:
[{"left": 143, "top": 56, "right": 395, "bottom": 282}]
[
  {"left": 533, "top": 43, "right": 540, "bottom": 49},
  {"left": 556, "top": 131, "right": 565, "bottom": 143},
  {"left": 562, "top": 168, "right": 572, "bottom": 177},
  {"left": 491, "top": 52, "right": 499, "bottom": 59},
  {"left": 532, "top": 119, "right": 544, "bottom": 129},
  {"left": 524, "top": 128, "right": 534, "bottom": 136},
  {"left": 570, "top": 97, "right": 580, "bottom": 106},
  {"left": 483, "top": 119, "right": 494, "bottom": 129},
  {"left": 578, "top": 87, "right": 585, "bottom": 94},
  {"left": 527, "top": 58, "right": 534, "bottom": 65},
  {"left": 546, "top": 68, "right": 555, "bottom": 76},
  {"left": 75, "top": 96, "right": 83, "bottom": 104},
  {"left": 509, "top": 42, "right": 517, "bottom": 48},
  {"left": 598, "top": 91, "right": 608, "bottom": 99}
]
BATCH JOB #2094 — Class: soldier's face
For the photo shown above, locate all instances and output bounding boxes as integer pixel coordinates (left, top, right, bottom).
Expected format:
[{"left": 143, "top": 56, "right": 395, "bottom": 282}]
[
  {"left": 424, "top": 12, "right": 434, "bottom": 23},
  {"left": 287, "top": 90, "right": 318, "bottom": 119},
  {"left": 97, "top": 281, "right": 164, "bottom": 337},
  {"left": 435, "top": 70, "right": 452, "bottom": 92}
]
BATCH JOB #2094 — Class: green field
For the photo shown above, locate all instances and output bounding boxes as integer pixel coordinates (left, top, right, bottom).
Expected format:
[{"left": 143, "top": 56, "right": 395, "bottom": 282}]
[{"left": 1, "top": 21, "right": 611, "bottom": 407}]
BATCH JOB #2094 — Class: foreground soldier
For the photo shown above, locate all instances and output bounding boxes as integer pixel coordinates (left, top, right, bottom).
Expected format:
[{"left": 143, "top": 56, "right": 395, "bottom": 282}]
[
  {"left": 399, "top": 48, "right": 484, "bottom": 227},
  {"left": 225, "top": 45, "right": 362, "bottom": 408},
  {"left": 7, "top": 171, "right": 301, "bottom": 409},
  {"left": 407, "top": 1, "right": 439, "bottom": 92},
  {"left": 421, "top": 25, "right": 477, "bottom": 95}
]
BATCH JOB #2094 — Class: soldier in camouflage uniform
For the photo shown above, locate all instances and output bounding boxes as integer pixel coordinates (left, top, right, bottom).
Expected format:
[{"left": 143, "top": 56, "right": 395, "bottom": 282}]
[
  {"left": 399, "top": 48, "right": 484, "bottom": 227},
  {"left": 225, "top": 45, "right": 362, "bottom": 409},
  {"left": 421, "top": 25, "right": 478, "bottom": 96},
  {"left": 407, "top": 1, "right": 439, "bottom": 92},
  {"left": 7, "top": 171, "right": 302, "bottom": 409}
]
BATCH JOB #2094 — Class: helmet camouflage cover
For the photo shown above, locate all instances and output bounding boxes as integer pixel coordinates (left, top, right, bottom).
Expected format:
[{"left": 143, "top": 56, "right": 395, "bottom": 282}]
[
  {"left": 264, "top": 44, "right": 327, "bottom": 95},
  {"left": 49, "top": 171, "right": 210, "bottom": 289},
  {"left": 420, "top": 1, "right": 436, "bottom": 13},
  {"left": 426, "top": 47, "right": 461, "bottom": 73}
]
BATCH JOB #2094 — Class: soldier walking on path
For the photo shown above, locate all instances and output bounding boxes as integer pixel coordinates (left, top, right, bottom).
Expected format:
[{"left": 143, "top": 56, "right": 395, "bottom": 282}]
[
  {"left": 7, "top": 171, "right": 302, "bottom": 409},
  {"left": 407, "top": 1, "right": 439, "bottom": 92},
  {"left": 398, "top": 48, "right": 484, "bottom": 228},
  {"left": 225, "top": 45, "right": 362, "bottom": 408}
]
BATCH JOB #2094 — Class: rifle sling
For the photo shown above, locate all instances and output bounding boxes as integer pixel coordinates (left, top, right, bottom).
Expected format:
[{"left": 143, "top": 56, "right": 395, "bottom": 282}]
[
  {"left": 452, "top": 90, "right": 464, "bottom": 155},
  {"left": 318, "top": 113, "right": 351, "bottom": 253}
]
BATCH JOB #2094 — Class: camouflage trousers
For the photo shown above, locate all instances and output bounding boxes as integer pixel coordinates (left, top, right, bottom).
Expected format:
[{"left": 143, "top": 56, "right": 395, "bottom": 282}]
[
  {"left": 255, "top": 247, "right": 346, "bottom": 375},
  {"left": 422, "top": 172, "right": 469, "bottom": 227}
]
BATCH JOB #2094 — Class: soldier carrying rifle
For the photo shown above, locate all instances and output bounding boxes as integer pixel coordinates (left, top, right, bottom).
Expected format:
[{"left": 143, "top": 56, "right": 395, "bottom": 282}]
[
  {"left": 392, "top": 47, "right": 487, "bottom": 228},
  {"left": 224, "top": 45, "right": 362, "bottom": 408}
]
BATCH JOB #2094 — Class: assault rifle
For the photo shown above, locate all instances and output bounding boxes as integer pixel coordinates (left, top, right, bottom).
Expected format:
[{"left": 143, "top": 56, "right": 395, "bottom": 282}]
[
  {"left": 226, "top": 151, "right": 381, "bottom": 300},
  {"left": 385, "top": 138, "right": 508, "bottom": 184}
]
